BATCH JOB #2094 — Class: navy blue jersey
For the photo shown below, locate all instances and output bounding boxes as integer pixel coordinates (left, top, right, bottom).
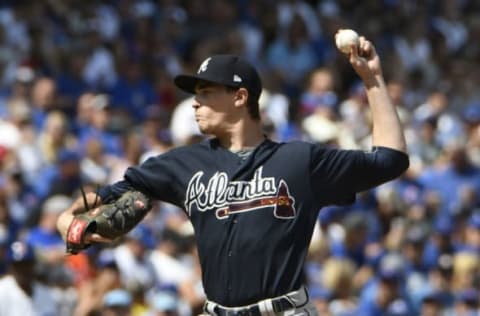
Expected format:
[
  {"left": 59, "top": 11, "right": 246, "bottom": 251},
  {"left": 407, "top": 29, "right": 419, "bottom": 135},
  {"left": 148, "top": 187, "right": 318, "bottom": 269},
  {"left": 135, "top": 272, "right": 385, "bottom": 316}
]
[{"left": 99, "top": 138, "right": 409, "bottom": 306}]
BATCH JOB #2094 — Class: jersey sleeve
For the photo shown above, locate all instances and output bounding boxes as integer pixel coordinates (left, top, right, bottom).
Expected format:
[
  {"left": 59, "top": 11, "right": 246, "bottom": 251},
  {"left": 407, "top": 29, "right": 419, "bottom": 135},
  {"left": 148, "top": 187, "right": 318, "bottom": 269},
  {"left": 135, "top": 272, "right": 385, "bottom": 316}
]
[
  {"left": 310, "top": 145, "right": 409, "bottom": 205},
  {"left": 98, "top": 153, "right": 182, "bottom": 206}
]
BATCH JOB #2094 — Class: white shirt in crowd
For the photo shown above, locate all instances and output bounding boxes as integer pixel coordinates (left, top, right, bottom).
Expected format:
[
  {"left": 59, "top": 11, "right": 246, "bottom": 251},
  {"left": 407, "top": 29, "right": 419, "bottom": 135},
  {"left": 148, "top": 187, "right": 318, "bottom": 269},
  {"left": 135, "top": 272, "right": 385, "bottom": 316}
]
[{"left": 0, "top": 275, "right": 57, "bottom": 316}]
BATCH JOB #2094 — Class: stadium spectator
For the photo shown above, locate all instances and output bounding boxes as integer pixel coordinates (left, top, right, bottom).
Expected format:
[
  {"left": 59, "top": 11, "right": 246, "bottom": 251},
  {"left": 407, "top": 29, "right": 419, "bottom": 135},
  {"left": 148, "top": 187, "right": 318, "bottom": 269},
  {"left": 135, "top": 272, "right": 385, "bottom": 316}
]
[{"left": 0, "top": 240, "right": 57, "bottom": 315}]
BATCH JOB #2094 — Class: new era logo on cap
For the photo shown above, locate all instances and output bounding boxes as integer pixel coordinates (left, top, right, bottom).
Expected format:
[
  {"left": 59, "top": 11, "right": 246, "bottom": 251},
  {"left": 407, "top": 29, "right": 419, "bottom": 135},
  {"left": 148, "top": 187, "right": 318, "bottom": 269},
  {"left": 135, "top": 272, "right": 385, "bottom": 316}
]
[{"left": 174, "top": 55, "right": 262, "bottom": 101}]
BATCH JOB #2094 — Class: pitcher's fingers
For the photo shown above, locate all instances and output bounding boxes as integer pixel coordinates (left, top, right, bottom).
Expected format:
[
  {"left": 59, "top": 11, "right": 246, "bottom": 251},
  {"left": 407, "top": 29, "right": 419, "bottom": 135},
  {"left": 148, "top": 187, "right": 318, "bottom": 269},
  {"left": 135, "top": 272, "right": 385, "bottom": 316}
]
[
  {"left": 86, "top": 233, "right": 114, "bottom": 243},
  {"left": 359, "top": 36, "right": 367, "bottom": 45},
  {"left": 360, "top": 39, "right": 375, "bottom": 58},
  {"left": 71, "top": 205, "right": 91, "bottom": 215},
  {"left": 349, "top": 43, "right": 360, "bottom": 63},
  {"left": 86, "top": 207, "right": 103, "bottom": 216}
]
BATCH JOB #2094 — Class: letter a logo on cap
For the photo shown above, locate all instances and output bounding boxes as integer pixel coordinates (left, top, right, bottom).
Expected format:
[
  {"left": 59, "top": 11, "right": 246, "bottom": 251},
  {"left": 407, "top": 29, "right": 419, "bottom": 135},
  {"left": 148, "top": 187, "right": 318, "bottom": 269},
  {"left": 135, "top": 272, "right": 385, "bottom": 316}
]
[{"left": 197, "top": 57, "right": 211, "bottom": 74}]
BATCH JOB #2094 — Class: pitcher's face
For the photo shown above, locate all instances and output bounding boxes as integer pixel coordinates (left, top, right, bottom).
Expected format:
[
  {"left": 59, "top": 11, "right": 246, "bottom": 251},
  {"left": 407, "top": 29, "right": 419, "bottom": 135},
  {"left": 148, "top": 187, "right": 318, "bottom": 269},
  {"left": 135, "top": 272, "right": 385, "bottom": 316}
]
[{"left": 193, "top": 83, "right": 237, "bottom": 135}]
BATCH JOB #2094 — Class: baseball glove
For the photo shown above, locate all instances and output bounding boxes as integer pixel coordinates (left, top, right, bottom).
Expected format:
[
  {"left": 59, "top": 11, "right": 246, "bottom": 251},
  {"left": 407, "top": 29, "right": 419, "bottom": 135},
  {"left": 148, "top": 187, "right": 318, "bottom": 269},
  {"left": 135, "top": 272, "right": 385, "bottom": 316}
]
[{"left": 65, "top": 190, "right": 152, "bottom": 254}]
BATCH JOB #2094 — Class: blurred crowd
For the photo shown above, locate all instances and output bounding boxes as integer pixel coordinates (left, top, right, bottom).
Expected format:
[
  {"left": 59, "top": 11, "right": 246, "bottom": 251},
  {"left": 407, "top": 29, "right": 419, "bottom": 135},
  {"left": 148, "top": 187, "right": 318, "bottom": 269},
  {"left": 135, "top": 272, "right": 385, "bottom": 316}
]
[{"left": 0, "top": 0, "right": 479, "bottom": 315}]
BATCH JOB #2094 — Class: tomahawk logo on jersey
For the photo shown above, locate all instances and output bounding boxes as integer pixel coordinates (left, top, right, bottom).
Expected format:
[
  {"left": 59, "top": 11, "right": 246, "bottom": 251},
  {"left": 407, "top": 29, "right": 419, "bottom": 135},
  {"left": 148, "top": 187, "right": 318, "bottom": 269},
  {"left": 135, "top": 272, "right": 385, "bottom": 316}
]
[{"left": 185, "top": 166, "right": 296, "bottom": 219}]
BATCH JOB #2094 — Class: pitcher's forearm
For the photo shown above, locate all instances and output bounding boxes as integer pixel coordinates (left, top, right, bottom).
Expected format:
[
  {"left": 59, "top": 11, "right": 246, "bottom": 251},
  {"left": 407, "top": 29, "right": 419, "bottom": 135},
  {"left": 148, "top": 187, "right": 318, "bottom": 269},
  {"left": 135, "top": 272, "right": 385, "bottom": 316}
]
[{"left": 365, "top": 75, "right": 407, "bottom": 153}]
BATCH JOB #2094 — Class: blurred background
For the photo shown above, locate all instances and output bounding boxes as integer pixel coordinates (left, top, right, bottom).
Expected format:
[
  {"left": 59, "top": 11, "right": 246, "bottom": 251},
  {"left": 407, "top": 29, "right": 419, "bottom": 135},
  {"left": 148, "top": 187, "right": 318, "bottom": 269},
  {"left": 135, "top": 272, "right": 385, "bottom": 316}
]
[{"left": 0, "top": 0, "right": 479, "bottom": 315}]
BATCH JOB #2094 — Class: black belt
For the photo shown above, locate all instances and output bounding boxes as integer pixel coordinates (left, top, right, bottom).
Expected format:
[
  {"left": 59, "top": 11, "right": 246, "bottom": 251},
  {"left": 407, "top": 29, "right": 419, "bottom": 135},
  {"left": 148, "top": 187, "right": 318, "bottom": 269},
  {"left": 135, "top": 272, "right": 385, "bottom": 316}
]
[{"left": 209, "top": 297, "right": 295, "bottom": 316}]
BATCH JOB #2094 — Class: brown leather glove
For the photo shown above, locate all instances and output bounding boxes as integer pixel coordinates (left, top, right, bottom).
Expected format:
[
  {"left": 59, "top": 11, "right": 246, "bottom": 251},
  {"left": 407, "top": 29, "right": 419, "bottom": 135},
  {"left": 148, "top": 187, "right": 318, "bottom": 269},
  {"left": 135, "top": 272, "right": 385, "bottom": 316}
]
[{"left": 65, "top": 191, "right": 152, "bottom": 254}]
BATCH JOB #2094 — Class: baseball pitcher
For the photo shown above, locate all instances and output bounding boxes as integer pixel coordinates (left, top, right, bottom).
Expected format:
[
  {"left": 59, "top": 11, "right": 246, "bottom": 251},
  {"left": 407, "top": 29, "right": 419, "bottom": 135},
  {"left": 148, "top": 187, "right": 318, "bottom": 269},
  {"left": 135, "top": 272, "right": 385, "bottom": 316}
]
[{"left": 57, "top": 34, "right": 409, "bottom": 316}]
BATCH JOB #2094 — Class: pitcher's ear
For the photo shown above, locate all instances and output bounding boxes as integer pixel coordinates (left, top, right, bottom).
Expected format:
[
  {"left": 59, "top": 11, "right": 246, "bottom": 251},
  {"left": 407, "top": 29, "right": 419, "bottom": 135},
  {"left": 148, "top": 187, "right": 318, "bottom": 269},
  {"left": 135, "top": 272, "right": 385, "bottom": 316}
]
[
  {"left": 234, "top": 88, "right": 248, "bottom": 107},
  {"left": 235, "top": 87, "right": 249, "bottom": 99}
]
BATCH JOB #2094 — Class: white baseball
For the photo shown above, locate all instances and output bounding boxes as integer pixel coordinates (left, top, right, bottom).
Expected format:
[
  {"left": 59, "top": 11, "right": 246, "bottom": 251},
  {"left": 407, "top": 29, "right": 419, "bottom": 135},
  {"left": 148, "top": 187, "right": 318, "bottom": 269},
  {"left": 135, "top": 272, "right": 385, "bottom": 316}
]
[{"left": 335, "top": 29, "right": 359, "bottom": 54}]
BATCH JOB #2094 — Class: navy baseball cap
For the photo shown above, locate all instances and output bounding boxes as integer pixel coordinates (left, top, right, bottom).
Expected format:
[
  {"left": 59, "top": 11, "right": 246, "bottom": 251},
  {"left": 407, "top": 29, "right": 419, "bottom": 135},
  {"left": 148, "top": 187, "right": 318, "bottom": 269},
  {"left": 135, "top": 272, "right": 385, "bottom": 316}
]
[
  {"left": 6, "top": 241, "right": 35, "bottom": 263},
  {"left": 174, "top": 55, "right": 262, "bottom": 101}
]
